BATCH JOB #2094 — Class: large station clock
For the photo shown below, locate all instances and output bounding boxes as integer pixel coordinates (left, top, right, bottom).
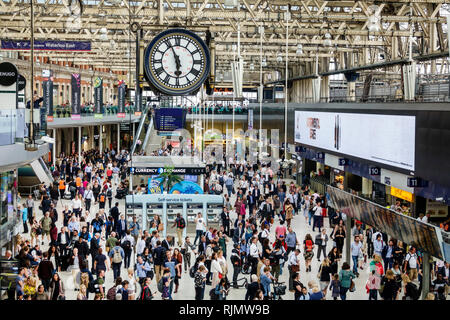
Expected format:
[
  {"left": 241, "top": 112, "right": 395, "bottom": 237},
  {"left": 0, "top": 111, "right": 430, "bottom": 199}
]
[{"left": 144, "top": 28, "right": 211, "bottom": 96}]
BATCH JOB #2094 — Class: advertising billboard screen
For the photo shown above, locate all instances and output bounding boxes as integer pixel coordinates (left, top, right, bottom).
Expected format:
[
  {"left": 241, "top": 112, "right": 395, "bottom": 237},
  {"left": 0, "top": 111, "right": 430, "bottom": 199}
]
[{"left": 294, "top": 111, "right": 415, "bottom": 171}]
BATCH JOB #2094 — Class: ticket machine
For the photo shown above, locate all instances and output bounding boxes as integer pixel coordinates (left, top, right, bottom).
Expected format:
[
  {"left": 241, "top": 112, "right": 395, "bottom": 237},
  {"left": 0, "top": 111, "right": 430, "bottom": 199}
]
[
  {"left": 186, "top": 203, "right": 203, "bottom": 233},
  {"left": 166, "top": 203, "right": 183, "bottom": 238},
  {"left": 146, "top": 203, "right": 163, "bottom": 230},
  {"left": 206, "top": 203, "right": 222, "bottom": 229},
  {"left": 125, "top": 202, "right": 143, "bottom": 225}
]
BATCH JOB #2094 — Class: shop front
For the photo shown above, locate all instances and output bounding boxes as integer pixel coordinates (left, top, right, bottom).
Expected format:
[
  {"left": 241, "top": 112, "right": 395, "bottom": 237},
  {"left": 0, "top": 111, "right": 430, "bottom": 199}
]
[{"left": 0, "top": 170, "right": 18, "bottom": 255}]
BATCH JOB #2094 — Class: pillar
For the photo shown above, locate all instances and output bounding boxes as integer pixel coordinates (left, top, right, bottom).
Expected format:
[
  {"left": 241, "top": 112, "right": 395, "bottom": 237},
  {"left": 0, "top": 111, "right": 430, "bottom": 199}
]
[
  {"left": 345, "top": 214, "right": 352, "bottom": 265},
  {"left": 117, "top": 123, "right": 120, "bottom": 152},
  {"left": 52, "top": 129, "right": 56, "bottom": 166},
  {"left": 78, "top": 126, "right": 81, "bottom": 164},
  {"left": 99, "top": 124, "right": 103, "bottom": 153},
  {"left": 421, "top": 251, "right": 431, "bottom": 300}
]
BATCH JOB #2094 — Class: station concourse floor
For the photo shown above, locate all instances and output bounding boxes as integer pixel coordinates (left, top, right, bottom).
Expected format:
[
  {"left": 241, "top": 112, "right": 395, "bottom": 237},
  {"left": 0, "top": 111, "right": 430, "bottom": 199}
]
[{"left": 25, "top": 181, "right": 396, "bottom": 301}]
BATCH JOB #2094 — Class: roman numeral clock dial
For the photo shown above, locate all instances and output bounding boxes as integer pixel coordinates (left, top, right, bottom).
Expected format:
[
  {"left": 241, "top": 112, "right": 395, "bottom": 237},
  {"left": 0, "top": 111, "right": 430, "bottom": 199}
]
[{"left": 144, "top": 29, "right": 211, "bottom": 96}]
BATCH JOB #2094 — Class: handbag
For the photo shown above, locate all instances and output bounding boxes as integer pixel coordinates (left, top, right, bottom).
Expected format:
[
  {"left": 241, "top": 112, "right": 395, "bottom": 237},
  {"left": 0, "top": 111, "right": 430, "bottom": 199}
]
[
  {"left": 290, "top": 264, "right": 300, "bottom": 273},
  {"left": 58, "top": 295, "right": 66, "bottom": 300},
  {"left": 158, "top": 223, "right": 164, "bottom": 232},
  {"left": 349, "top": 280, "right": 356, "bottom": 292}
]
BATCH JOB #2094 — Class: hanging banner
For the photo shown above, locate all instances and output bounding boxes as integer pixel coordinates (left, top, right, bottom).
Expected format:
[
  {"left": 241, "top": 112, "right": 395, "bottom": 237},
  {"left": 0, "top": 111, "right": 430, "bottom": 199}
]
[
  {"left": 248, "top": 108, "right": 253, "bottom": 130},
  {"left": 117, "top": 80, "right": 126, "bottom": 118},
  {"left": 94, "top": 77, "right": 103, "bottom": 119},
  {"left": 71, "top": 73, "right": 81, "bottom": 120},
  {"left": 43, "top": 79, "right": 53, "bottom": 122},
  {"left": 1, "top": 40, "right": 91, "bottom": 51},
  {"left": 135, "top": 90, "right": 142, "bottom": 116}
]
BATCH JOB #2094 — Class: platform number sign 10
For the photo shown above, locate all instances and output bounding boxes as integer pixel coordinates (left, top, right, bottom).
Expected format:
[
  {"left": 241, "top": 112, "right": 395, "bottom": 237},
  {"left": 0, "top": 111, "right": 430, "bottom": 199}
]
[{"left": 369, "top": 166, "right": 381, "bottom": 176}]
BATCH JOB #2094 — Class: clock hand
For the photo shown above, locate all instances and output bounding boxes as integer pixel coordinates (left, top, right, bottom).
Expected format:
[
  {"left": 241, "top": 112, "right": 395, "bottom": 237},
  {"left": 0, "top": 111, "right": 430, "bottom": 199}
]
[{"left": 170, "top": 46, "right": 182, "bottom": 77}]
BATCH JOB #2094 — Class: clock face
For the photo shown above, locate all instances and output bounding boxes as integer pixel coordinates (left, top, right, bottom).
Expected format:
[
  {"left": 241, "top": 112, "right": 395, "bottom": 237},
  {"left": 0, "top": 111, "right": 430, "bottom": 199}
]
[{"left": 144, "top": 29, "right": 211, "bottom": 96}]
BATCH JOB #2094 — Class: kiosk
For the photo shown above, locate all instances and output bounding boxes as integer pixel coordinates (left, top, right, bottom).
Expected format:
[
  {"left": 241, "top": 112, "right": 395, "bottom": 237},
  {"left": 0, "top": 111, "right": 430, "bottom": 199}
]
[
  {"left": 125, "top": 194, "right": 223, "bottom": 238},
  {"left": 146, "top": 203, "right": 163, "bottom": 227},
  {"left": 125, "top": 202, "right": 143, "bottom": 225},
  {"left": 187, "top": 203, "right": 203, "bottom": 233}
]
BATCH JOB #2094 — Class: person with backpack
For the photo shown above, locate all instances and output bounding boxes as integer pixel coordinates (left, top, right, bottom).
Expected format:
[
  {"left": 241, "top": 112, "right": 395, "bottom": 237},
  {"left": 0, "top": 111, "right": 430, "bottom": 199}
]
[
  {"left": 108, "top": 240, "right": 125, "bottom": 280},
  {"left": 140, "top": 277, "right": 156, "bottom": 300},
  {"left": 153, "top": 240, "right": 167, "bottom": 283},
  {"left": 106, "top": 277, "right": 122, "bottom": 300},
  {"left": 182, "top": 236, "right": 196, "bottom": 273},
  {"left": 403, "top": 246, "right": 420, "bottom": 282},
  {"left": 230, "top": 243, "right": 242, "bottom": 288},
  {"left": 98, "top": 188, "right": 107, "bottom": 210},
  {"left": 172, "top": 213, "right": 186, "bottom": 247},
  {"left": 129, "top": 216, "right": 141, "bottom": 254},
  {"left": 106, "top": 186, "right": 113, "bottom": 209},
  {"left": 121, "top": 230, "right": 134, "bottom": 269}
]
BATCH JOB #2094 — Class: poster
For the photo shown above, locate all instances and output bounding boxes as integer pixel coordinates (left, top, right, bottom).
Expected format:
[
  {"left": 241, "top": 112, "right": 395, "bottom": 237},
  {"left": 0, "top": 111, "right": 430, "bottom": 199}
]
[
  {"left": 43, "top": 79, "right": 53, "bottom": 122},
  {"left": 71, "top": 73, "right": 81, "bottom": 120},
  {"left": 94, "top": 77, "right": 103, "bottom": 118},
  {"left": 426, "top": 199, "right": 448, "bottom": 218},
  {"left": 135, "top": 89, "right": 142, "bottom": 116},
  {"left": 117, "top": 80, "right": 126, "bottom": 118}
]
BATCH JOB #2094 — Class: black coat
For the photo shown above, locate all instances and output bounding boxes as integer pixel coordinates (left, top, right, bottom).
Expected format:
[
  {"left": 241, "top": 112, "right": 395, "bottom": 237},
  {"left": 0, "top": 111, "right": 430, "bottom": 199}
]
[
  {"left": 90, "top": 238, "right": 100, "bottom": 255},
  {"left": 245, "top": 282, "right": 260, "bottom": 300}
]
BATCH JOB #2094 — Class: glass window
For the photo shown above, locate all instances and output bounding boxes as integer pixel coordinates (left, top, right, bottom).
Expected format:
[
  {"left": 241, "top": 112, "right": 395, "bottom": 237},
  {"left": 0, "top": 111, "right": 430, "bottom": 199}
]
[{"left": 0, "top": 171, "right": 16, "bottom": 226}]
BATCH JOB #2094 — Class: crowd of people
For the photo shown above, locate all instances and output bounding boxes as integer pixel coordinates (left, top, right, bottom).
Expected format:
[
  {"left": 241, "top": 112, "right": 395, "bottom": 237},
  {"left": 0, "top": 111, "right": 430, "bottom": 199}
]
[{"left": 3, "top": 147, "right": 448, "bottom": 301}]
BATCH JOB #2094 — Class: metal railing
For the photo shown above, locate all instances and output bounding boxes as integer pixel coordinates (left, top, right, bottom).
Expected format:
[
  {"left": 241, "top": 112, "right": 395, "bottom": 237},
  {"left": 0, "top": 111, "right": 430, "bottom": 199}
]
[{"left": 17, "top": 183, "right": 41, "bottom": 198}]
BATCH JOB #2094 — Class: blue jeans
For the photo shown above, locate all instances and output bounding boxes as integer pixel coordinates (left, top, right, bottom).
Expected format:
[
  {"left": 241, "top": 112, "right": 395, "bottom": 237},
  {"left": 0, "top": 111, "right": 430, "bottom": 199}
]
[
  {"left": 194, "top": 230, "right": 203, "bottom": 245},
  {"left": 340, "top": 287, "right": 349, "bottom": 300},
  {"left": 352, "top": 255, "right": 359, "bottom": 273},
  {"left": 384, "top": 257, "right": 393, "bottom": 271},
  {"left": 308, "top": 212, "right": 313, "bottom": 225}
]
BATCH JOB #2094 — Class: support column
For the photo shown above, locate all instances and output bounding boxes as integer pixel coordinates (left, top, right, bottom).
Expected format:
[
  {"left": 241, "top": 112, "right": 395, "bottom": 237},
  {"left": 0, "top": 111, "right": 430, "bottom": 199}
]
[
  {"left": 345, "top": 215, "right": 352, "bottom": 265},
  {"left": 52, "top": 129, "right": 56, "bottom": 166},
  {"left": 99, "top": 125, "right": 103, "bottom": 153},
  {"left": 117, "top": 123, "right": 120, "bottom": 152},
  {"left": 421, "top": 251, "right": 430, "bottom": 300},
  {"left": 78, "top": 126, "right": 81, "bottom": 164}
]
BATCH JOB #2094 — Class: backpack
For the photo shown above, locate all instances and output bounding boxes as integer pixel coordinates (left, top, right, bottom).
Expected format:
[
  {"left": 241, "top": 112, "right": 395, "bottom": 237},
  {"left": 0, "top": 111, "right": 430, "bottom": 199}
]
[
  {"left": 122, "top": 239, "right": 132, "bottom": 251},
  {"left": 177, "top": 218, "right": 186, "bottom": 229},
  {"left": 409, "top": 282, "right": 420, "bottom": 300},
  {"left": 258, "top": 231, "right": 263, "bottom": 244},
  {"left": 112, "top": 247, "right": 122, "bottom": 264},
  {"left": 106, "top": 285, "right": 117, "bottom": 300},
  {"left": 100, "top": 194, "right": 105, "bottom": 202},
  {"left": 305, "top": 239, "right": 313, "bottom": 252},
  {"left": 209, "top": 288, "right": 219, "bottom": 300},
  {"left": 189, "top": 264, "right": 197, "bottom": 278},
  {"left": 157, "top": 278, "right": 164, "bottom": 293}
]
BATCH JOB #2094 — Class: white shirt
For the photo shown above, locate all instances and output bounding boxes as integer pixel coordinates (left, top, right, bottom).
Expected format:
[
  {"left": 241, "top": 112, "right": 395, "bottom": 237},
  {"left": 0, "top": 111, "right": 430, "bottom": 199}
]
[
  {"left": 287, "top": 251, "right": 299, "bottom": 266},
  {"left": 121, "top": 234, "right": 135, "bottom": 247},
  {"left": 249, "top": 243, "right": 259, "bottom": 258},
  {"left": 72, "top": 199, "right": 82, "bottom": 210},
  {"left": 136, "top": 239, "right": 146, "bottom": 255},
  {"left": 196, "top": 218, "right": 205, "bottom": 231},
  {"left": 405, "top": 253, "right": 418, "bottom": 269},
  {"left": 211, "top": 259, "right": 223, "bottom": 274}
]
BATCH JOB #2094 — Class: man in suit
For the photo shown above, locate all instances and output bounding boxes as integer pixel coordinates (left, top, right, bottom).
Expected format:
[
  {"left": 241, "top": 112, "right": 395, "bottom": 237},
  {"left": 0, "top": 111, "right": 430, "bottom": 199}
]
[
  {"left": 90, "top": 233, "right": 101, "bottom": 273},
  {"left": 161, "top": 236, "right": 172, "bottom": 250},
  {"left": 221, "top": 207, "right": 230, "bottom": 236},
  {"left": 116, "top": 214, "right": 127, "bottom": 239},
  {"left": 57, "top": 226, "right": 71, "bottom": 256},
  {"left": 198, "top": 235, "right": 207, "bottom": 256},
  {"left": 153, "top": 241, "right": 167, "bottom": 283},
  {"left": 252, "top": 185, "right": 261, "bottom": 204},
  {"left": 110, "top": 202, "right": 120, "bottom": 229},
  {"left": 247, "top": 191, "right": 256, "bottom": 216}
]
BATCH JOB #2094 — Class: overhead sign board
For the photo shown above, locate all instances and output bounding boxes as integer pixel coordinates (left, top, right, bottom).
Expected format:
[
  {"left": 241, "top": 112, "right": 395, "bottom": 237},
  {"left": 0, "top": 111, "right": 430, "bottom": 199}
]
[
  {"left": 294, "top": 111, "right": 416, "bottom": 171},
  {"left": 154, "top": 108, "right": 187, "bottom": 131},
  {"left": 129, "top": 167, "right": 206, "bottom": 175},
  {"left": 1, "top": 40, "right": 91, "bottom": 51}
]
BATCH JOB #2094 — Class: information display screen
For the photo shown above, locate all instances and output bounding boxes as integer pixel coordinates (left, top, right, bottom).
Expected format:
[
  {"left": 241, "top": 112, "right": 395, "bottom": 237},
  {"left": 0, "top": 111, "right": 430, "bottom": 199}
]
[
  {"left": 154, "top": 108, "right": 187, "bottom": 131},
  {"left": 327, "top": 186, "right": 443, "bottom": 260},
  {"left": 294, "top": 111, "right": 415, "bottom": 171}
]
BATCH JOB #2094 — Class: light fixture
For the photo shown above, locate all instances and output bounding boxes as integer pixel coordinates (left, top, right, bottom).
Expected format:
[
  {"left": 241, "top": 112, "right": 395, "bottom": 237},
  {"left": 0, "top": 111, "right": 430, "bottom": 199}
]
[
  {"left": 367, "top": 5, "right": 381, "bottom": 32},
  {"left": 296, "top": 44, "right": 303, "bottom": 55},
  {"left": 276, "top": 52, "right": 283, "bottom": 63},
  {"left": 323, "top": 32, "right": 332, "bottom": 46}
]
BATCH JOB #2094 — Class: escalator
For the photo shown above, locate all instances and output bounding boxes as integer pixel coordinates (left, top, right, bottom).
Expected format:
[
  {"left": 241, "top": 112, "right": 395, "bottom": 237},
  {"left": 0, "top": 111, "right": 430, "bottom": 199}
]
[{"left": 29, "top": 157, "right": 54, "bottom": 186}]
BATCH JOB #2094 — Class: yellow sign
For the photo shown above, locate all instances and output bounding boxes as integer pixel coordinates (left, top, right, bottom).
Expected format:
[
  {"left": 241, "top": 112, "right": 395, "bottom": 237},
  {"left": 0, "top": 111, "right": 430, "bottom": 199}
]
[{"left": 390, "top": 186, "right": 414, "bottom": 202}]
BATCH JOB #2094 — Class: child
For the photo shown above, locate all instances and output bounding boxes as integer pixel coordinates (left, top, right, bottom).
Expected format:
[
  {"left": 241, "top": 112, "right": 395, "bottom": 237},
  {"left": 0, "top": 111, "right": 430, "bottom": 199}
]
[
  {"left": 329, "top": 274, "right": 341, "bottom": 300},
  {"left": 367, "top": 270, "right": 380, "bottom": 300}
]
